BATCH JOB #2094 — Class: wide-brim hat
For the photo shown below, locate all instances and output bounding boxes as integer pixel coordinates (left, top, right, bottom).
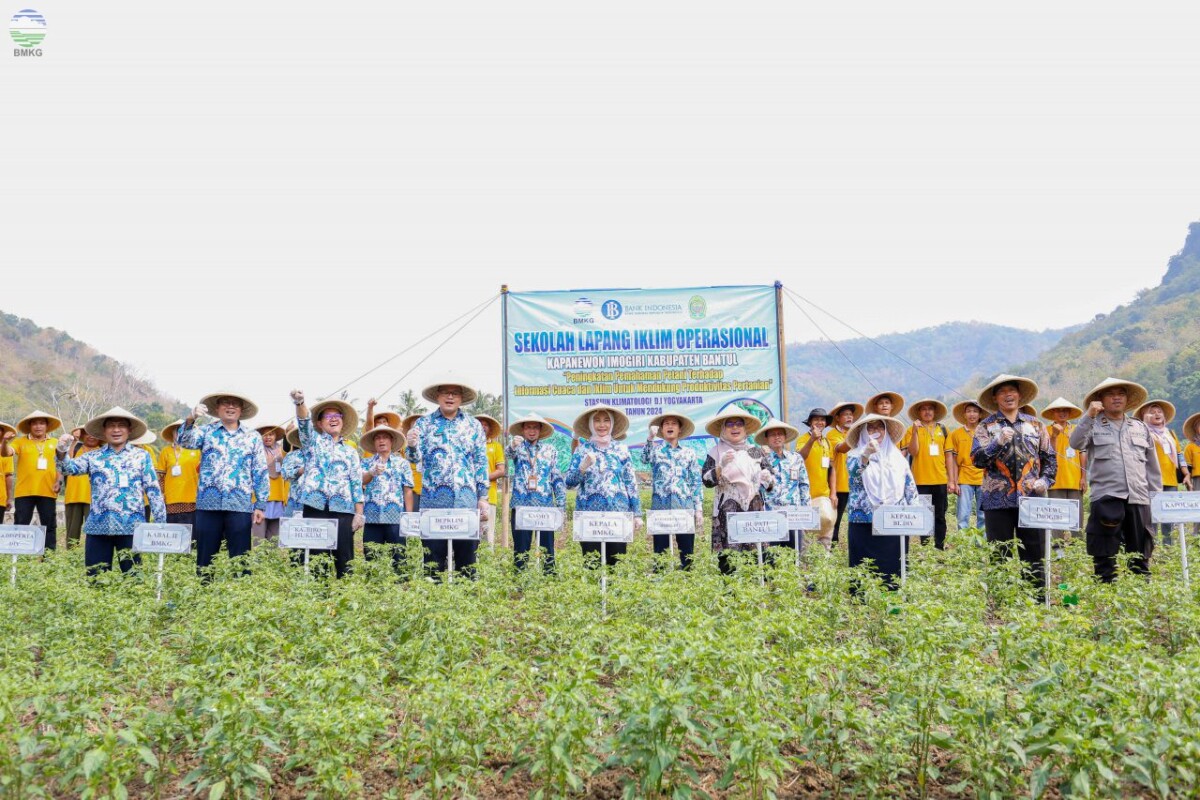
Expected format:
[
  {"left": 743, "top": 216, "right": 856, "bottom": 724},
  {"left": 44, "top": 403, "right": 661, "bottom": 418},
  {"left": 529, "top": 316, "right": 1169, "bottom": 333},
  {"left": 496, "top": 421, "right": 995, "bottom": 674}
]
[
  {"left": 401, "top": 413, "right": 423, "bottom": 433},
  {"left": 1019, "top": 404, "right": 1037, "bottom": 418},
  {"left": 199, "top": 391, "right": 259, "bottom": 421},
  {"left": 285, "top": 422, "right": 301, "bottom": 449},
  {"left": 364, "top": 409, "right": 402, "bottom": 430},
  {"left": 951, "top": 400, "right": 985, "bottom": 426},
  {"left": 16, "top": 410, "right": 63, "bottom": 435},
  {"left": 647, "top": 412, "right": 696, "bottom": 440},
  {"left": 474, "top": 414, "right": 502, "bottom": 439},
  {"left": 573, "top": 404, "right": 630, "bottom": 439},
  {"left": 509, "top": 412, "right": 555, "bottom": 440},
  {"left": 704, "top": 407, "right": 764, "bottom": 438},
  {"left": 865, "top": 392, "right": 905, "bottom": 416},
  {"left": 804, "top": 407, "right": 834, "bottom": 427},
  {"left": 83, "top": 407, "right": 149, "bottom": 441},
  {"left": 907, "top": 399, "right": 948, "bottom": 423},
  {"left": 311, "top": 399, "right": 359, "bottom": 434},
  {"left": 256, "top": 423, "right": 286, "bottom": 442},
  {"left": 360, "top": 425, "right": 405, "bottom": 454},
  {"left": 0, "top": 422, "right": 16, "bottom": 439},
  {"left": 846, "top": 413, "right": 907, "bottom": 448},
  {"left": 160, "top": 419, "right": 185, "bottom": 444},
  {"left": 1183, "top": 413, "right": 1200, "bottom": 441},
  {"left": 977, "top": 374, "right": 1039, "bottom": 413},
  {"left": 1083, "top": 377, "right": 1149, "bottom": 411},
  {"left": 753, "top": 418, "right": 800, "bottom": 446},
  {"left": 1041, "top": 397, "right": 1083, "bottom": 422},
  {"left": 420, "top": 378, "right": 479, "bottom": 405},
  {"left": 829, "top": 401, "right": 864, "bottom": 421},
  {"left": 1133, "top": 399, "right": 1176, "bottom": 424},
  {"left": 131, "top": 430, "right": 158, "bottom": 446}
]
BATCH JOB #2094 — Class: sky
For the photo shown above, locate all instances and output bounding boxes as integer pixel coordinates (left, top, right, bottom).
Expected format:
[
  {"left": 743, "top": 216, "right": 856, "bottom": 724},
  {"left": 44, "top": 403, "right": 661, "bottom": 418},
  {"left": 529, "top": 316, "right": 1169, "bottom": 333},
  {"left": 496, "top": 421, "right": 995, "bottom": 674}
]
[{"left": 3, "top": 2, "right": 1199, "bottom": 424}]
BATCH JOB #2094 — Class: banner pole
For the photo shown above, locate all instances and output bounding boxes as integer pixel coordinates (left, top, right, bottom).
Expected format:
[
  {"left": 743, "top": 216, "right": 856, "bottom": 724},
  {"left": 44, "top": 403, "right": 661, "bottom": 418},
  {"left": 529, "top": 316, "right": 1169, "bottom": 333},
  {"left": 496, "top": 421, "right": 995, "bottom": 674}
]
[
  {"left": 501, "top": 285, "right": 511, "bottom": 549},
  {"left": 774, "top": 281, "right": 788, "bottom": 422}
]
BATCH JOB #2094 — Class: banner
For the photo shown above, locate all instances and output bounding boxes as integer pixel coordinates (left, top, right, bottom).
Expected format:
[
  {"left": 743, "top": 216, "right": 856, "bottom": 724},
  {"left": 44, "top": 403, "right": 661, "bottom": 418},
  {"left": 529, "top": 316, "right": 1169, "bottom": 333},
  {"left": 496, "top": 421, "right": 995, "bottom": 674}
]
[{"left": 503, "top": 285, "right": 784, "bottom": 465}]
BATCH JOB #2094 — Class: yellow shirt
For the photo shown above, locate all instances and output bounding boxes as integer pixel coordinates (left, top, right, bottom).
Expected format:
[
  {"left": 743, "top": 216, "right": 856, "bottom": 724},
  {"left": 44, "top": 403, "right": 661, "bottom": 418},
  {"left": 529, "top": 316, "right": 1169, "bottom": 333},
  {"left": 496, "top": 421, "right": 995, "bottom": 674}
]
[
  {"left": 65, "top": 445, "right": 99, "bottom": 504},
  {"left": 1048, "top": 423, "right": 1085, "bottom": 491},
  {"left": 0, "top": 455, "right": 12, "bottom": 506},
  {"left": 1153, "top": 430, "right": 1182, "bottom": 489},
  {"left": 795, "top": 433, "right": 833, "bottom": 498},
  {"left": 486, "top": 440, "right": 505, "bottom": 504},
  {"left": 900, "top": 424, "right": 948, "bottom": 485},
  {"left": 1184, "top": 441, "right": 1200, "bottom": 474},
  {"left": 12, "top": 436, "right": 59, "bottom": 498},
  {"left": 156, "top": 446, "right": 201, "bottom": 505},
  {"left": 828, "top": 428, "right": 849, "bottom": 493},
  {"left": 946, "top": 427, "right": 983, "bottom": 486}
]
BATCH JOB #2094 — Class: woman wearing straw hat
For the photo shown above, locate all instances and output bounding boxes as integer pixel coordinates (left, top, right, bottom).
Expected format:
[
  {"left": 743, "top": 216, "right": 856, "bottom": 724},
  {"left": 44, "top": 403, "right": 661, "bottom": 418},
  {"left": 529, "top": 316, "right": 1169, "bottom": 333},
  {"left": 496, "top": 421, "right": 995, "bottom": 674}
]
[
  {"left": 1069, "top": 378, "right": 1161, "bottom": 582},
  {"left": 248, "top": 424, "right": 288, "bottom": 541},
  {"left": 864, "top": 392, "right": 905, "bottom": 418},
  {"left": 641, "top": 412, "right": 704, "bottom": 569},
  {"left": 2, "top": 410, "right": 64, "bottom": 549},
  {"left": 1042, "top": 399, "right": 1088, "bottom": 537},
  {"left": 506, "top": 412, "right": 567, "bottom": 572},
  {"left": 701, "top": 406, "right": 774, "bottom": 574},
  {"left": 177, "top": 392, "right": 269, "bottom": 577},
  {"left": 363, "top": 398, "right": 403, "bottom": 435},
  {"left": 946, "top": 401, "right": 985, "bottom": 532},
  {"left": 1134, "top": 399, "right": 1190, "bottom": 545},
  {"left": 155, "top": 419, "right": 202, "bottom": 528},
  {"left": 759, "top": 418, "right": 813, "bottom": 552},
  {"left": 844, "top": 414, "right": 919, "bottom": 588},
  {"left": 405, "top": 378, "right": 491, "bottom": 578},
  {"left": 64, "top": 426, "right": 102, "bottom": 546},
  {"left": 55, "top": 408, "right": 167, "bottom": 576},
  {"left": 289, "top": 390, "right": 365, "bottom": 578},
  {"left": 795, "top": 410, "right": 835, "bottom": 550},
  {"left": 475, "top": 414, "right": 508, "bottom": 547},
  {"left": 566, "top": 404, "right": 642, "bottom": 567},
  {"left": 970, "top": 375, "right": 1057, "bottom": 593},
  {"left": 828, "top": 401, "right": 863, "bottom": 543},
  {"left": 360, "top": 423, "right": 414, "bottom": 573},
  {"left": 902, "top": 399, "right": 951, "bottom": 549}
]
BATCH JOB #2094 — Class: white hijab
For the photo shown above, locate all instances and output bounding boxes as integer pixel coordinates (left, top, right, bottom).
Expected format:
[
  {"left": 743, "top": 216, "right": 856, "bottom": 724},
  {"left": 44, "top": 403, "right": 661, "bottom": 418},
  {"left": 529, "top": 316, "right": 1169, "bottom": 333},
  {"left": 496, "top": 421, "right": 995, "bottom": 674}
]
[
  {"left": 588, "top": 412, "right": 613, "bottom": 448},
  {"left": 851, "top": 424, "right": 909, "bottom": 507}
]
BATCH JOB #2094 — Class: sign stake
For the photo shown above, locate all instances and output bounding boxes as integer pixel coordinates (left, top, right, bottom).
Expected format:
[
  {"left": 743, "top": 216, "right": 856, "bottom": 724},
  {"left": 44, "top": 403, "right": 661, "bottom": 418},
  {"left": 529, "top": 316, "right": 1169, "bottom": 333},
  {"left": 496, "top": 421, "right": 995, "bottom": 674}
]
[
  {"left": 601, "top": 540, "right": 608, "bottom": 615},
  {"left": 10, "top": 554, "right": 16, "bottom": 587},
  {"left": 900, "top": 535, "right": 907, "bottom": 586},
  {"left": 304, "top": 548, "right": 310, "bottom": 575},
  {"left": 156, "top": 553, "right": 165, "bottom": 602},
  {"left": 757, "top": 543, "right": 766, "bottom": 586},
  {"left": 448, "top": 542, "right": 455, "bottom": 584},
  {"left": 1181, "top": 523, "right": 1191, "bottom": 587}
]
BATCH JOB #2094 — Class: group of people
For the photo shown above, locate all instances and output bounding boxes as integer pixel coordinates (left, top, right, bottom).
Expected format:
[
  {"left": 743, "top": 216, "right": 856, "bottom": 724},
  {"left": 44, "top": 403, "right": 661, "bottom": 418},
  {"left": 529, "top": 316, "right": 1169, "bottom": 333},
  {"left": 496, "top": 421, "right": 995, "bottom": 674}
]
[{"left": 0, "top": 372, "right": 1183, "bottom": 590}]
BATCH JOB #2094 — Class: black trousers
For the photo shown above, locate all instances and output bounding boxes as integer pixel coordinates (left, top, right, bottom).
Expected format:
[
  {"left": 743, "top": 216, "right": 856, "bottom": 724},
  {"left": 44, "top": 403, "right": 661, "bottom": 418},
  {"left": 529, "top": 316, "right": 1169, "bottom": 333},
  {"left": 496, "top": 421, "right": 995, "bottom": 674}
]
[
  {"left": 194, "top": 509, "right": 252, "bottom": 577},
  {"left": 581, "top": 541, "right": 625, "bottom": 567},
  {"left": 85, "top": 534, "right": 140, "bottom": 576},
  {"left": 652, "top": 534, "right": 695, "bottom": 570},
  {"left": 363, "top": 522, "right": 403, "bottom": 572},
  {"left": 917, "top": 484, "right": 948, "bottom": 549},
  {"left": 833, "top": 491, "right": 849, "bottom": 542},
  {"left": 1086, "top": 496, "right": 1153, "bottom": 583},
  {"left": 302, "top": 505, "right": 355, "bottom": 578},
  {"left": 15, "top": 496, "right": 57, "bottom": 550},
  {"left": 510, "top": 509, "right": 556, "bottom": 573},
  {"left": 423, "top": 538, "right": 479, "bottom": 578},
  {"left": 984, "top": 507, "right": 1045, "bottom": 592},
  {"left": 167, "top": 511, "right": 196, "bottom": 527}
]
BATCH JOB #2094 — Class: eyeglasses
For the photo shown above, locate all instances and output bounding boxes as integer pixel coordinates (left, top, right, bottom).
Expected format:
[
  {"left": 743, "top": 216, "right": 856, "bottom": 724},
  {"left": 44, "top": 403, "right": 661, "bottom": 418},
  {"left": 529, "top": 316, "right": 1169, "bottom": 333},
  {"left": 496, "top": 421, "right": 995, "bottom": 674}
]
[
  {"left": 321, "top": 413, "right": 344, "bottom": 421},
  {"left": 217, "top": 399, "right": 243, "bottom": 408},
  {"left": 724, "top": 419, "right": 746, "bottom": 428}
]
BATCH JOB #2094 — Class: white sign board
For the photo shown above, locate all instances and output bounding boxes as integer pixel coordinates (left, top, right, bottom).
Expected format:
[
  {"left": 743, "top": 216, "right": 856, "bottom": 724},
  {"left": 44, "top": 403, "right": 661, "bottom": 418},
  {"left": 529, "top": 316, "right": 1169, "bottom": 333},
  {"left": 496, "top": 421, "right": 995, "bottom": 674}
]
[
  {"left": 1151, "top": 491, "right": 1200, "bottom": 524},
  {"left": 727, "top": 511, "right": 790, "bottom": 544},
  {"left": 399, "top": 512, "right": 423, "bottom": 538},
  {"left": 573, "top": 511, "right": 634, "bottom": 543},
  {"left": 871, "top": 505, "right": 934, "bottom": 537},
  {"left": 133, "top": 523, "right": 193, "bottom": 554},
  {"left": 419, "top": 508, "right": 481, "bottom": 540},
  {"left": 1018, "top": 497, "right": 1080, "bottom": 531},
  {"left": 515, "top": 506, "right": 565, "bottom": 532},
  {"left": 780, "top": 505, "right": 821, "bottom": 530},
  {"left": 646, "top": 509, "right": 695, "bottom": 535},
  {"left": 0, "top": 525, "right": 46, "bottom": 556},
  {"left": 279, "top": 517, "right": 339, "bottom": 550}
]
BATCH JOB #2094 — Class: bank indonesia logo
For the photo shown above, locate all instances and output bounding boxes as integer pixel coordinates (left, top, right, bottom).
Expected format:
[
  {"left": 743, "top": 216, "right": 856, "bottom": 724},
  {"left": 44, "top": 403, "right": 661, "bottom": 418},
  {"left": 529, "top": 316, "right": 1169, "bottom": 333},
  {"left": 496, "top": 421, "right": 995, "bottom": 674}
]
[
  {"left": 688, "top": 295, "right": 707, "bottom": 320},
  {"left": 10, "top": 9, "right": 46, "bottom": 48},
  {"left": 600, "top": 300, "right": 623, "bottom": 320}
]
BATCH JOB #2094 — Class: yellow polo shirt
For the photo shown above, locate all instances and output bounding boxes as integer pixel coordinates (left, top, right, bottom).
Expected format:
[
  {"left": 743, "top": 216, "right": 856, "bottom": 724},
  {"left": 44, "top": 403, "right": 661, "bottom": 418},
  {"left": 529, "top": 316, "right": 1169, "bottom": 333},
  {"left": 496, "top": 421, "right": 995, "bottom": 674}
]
[
  {"left": 65, "top": 444, "right": 99, "bottom": 504},
  {"left": 828, "top": 428, "right": 849, "bottom": 493},
  {"left": 0, "top": 455, "right": 12, "bottom": 506},
  {"left": 795, "top": 433, "right": 833, "bottom": 498},
  {"left": 486, "top": 440, "right": 505, "bottom": 504},
  {"left": 12, "top": 436, "right": 59, "bottom": 498},
  {"left": 1184, "top": 441, "right": 1200, "bottom": 475},
  {"left": 156, "top": 446, "right": 201, "bottom": 505},
  {"left": 900, "top": 424, "right": 948, "bottom": 485},
  {"left": 1048, "top": 423, "right": 1085, "bottom": 491},
  {"left": 946, "top": 427, "right": 983, "bottom": 486},
  {"left": 1154, "top": 430, "right": 1182, "bottom": 489}
]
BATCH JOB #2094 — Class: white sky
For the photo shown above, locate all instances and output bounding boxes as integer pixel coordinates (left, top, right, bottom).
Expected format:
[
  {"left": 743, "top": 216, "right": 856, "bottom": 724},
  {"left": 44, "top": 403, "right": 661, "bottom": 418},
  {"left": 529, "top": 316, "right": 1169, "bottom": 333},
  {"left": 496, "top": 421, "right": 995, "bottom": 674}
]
[{"left": 3, "top": 2, "right": 1198, "bottom": 424}]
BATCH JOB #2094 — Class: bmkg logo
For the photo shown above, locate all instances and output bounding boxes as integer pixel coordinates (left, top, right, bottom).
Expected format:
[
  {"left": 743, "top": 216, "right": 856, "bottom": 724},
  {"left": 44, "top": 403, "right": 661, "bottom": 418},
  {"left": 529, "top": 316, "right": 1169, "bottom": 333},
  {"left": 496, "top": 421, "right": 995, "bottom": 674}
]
[
  {"left": 10, "top": 8, "right": 45, "bottom": 56},
  {"left": 600, "top": 300, "right": 623, "bottom": 320},
  {"left": 572, "top": 297, "right": 594, "bottom": 324}
]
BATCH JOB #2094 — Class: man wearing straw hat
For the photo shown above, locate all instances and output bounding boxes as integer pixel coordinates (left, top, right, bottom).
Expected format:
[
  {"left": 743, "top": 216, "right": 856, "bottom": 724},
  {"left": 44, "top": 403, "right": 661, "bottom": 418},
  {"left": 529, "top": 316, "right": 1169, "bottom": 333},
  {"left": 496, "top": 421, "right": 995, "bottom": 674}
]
[
  {"left": 1, "top": 410, "right": 64, "bottom": 549},
  {"left": 828, "top": 401, "right": 863, "bottom": 543},
  {"left": 902, "top": 399, "right": 951, "bottom": 549},
  {"left": 795, "top": 409, "right": 835, "bottom": 550},
  {"left": 64, "top": 426, "right": 102, "bottom": 546},
  {"left": 475, "top": 414, "right": 508, "bottom": 547},
  {"left": 1134, "top": 398, "right": 1189, "bottom": 546},
  {"left": 506, "top": 412, "right": 567, "bottom": 572},
  {"left": 360, "top": 422, "right": 414, "bottom": 573},
  {"left": 177, "top": 392, "right": 270, "bottom": 576},
  {"left": 55, "top": 408, "right": 167, "bottom": 575},
  {"left": 946, "top": 401, "right": 985, "bottom": 532},
  {"left": 289, "top": 390, "right": 365, "bottom": 578},
  {"left": 864, "top": 391, "right": 904, "bottom": 418},
  {"left": 156, "top": 420, "right": 201, "bottom": 528},
  {"left": 1070, "top": 378, "right": 1161, "bottom": 582},
  {"left": 1042, "top": 399, "right": 1088, "bottom": 539},
  {"left": 971, "top": 375, "right": 1057, "bottom": 592},
  {"left": 405, "top": 378, "right": 490, "bottom": 577},
  {"left": 642, "top": 412, "right": 704, "bottom": 569},
  {"left": 759, "top": 418, "right": 813, "bottom": 552}
]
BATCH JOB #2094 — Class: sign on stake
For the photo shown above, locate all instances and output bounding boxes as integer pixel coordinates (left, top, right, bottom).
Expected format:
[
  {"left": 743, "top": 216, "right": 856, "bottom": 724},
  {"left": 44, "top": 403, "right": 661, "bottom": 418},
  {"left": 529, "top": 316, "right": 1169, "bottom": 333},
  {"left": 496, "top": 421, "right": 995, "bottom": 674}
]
[
  {"left": 1152, "top": 492, "right": 1200, "bottom": 587},
  {"left": 133, "top": 523, "right": 193, "bottom": 601},
  {"left": 573, "top": 512, "right": 635, "bottom": 614},
  {"left": 420, "top": 509, "right": 481, "bottom": 583},
  {"left": 516, "top": 507, "right": 564, "bottom": 574},
  {"left": 0, "top": 525, "right": 46, "bottom": 586},
  {"left": 871, "top": 506, "right": 934, "bottom": 585},
  {"left": 728, "top": 511, "right": 789, "bottom": 586},
  {"left": 279, "top": 517, "right": 339, "bottom": 575},
  {"left": 1019, "top": 497, "right": 1081, "bottom": 606}
]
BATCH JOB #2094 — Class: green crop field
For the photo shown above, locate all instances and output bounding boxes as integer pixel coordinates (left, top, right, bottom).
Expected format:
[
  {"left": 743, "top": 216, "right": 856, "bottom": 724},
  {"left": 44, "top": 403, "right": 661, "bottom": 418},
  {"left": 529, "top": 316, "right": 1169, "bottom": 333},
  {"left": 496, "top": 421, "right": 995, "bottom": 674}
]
[{"left": 2, "top": 526, "right": 1199, "bottom": 799}]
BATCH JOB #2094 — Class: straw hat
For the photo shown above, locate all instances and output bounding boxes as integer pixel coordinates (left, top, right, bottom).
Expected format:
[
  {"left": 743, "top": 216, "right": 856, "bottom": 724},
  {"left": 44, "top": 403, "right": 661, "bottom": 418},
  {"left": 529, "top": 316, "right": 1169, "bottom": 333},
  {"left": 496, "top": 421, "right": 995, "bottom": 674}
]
[
  {"left": 907, "top": 399, "right": 948, "bottom": 424},
  {"left": 508, "top": 411, "right": 555, "bottom": 440},
  {"left": 1083, "top": 377, "right": 1148, "bottom": 411},
  {"left": 977, "top": 374, "right": 1039, "bottom": 413},
  {"left": 360, "top": 425, "right": 405, "bottom": 454},
  {"left": 951, "top": 400, "right": 985, "bottom": 426},
  {"left": 401, "top": 413, "right": 423, "bottom": 433},
  {"left": 0, "top": 422, "right": 16, "bottom": 439},
  {"left": 131, "top": 429, "right": 158, "bottom": 446},
  {"left": 310, "top": 399, "right": 358, "bottom": 434},
  {"left": 865, "top": 391, "right": 905, "bottom": 416},
  {"left": 572, "top": 404, "right": 630, "bottom": 440},
  {"left": 364, "top": 408, "right": 402, "bottom": 430},
  {"left": 83, "top": 407, "right": 149, "bottom": 441},
  {"left": 845, "top": 413, "right": 908, "bottom": 448},
  {"left": 285, "top": 422, "right": 301, "bottom": 449},
  {"left": 16, "top": 410, "right": 63, "bottom": 435},
  {"left": 474, "top": 414, "right": 502, "bottom": 440},
  {"left": 703, "top": 406, "right": 764, "bottom": 438},
  {"left": 829, "top": 401, "right": 864, "bottom": 421},
  {"left": 256, "top": 423, "right": 286, "bottom": 442},
  {"left": 420, "top": 377, "right": 479, "bottom": 405},
  {"left": 1133, "top": 399, "right": 1176, "bottom": 424},
  {"left": 160, "top": 419, "right": 185, "bottom": 443},
  {"left": 198, "top": 391, "right": 259, "bottom": 421},
  {"left": 1183, "top": 413, "right": 1200, "bottom": 442},
  {"left": 753, "top": 418, "right": 800, "bottom": 446},
  {"left": 1041, "top": 398, "right": 1082, "bottom": 422},
  {"left": 646, "top": 412, "right": 696, "bottom": 440}
]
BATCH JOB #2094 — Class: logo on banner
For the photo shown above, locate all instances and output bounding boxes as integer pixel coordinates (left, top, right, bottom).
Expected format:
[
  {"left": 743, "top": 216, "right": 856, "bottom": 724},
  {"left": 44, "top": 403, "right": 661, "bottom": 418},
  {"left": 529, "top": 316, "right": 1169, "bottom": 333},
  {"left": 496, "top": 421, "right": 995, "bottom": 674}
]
[
  {"left": 600, "top": 300, "right": 624, "bottom": 320},
  {"left": 573, "top": 297, "right": 594, "bottom": 323},
  {"left": 688, "top": 295, "right": 707, "bottom": 319},
  {"left": 10, "top": 8, "right": 45, "bottom": 56}
]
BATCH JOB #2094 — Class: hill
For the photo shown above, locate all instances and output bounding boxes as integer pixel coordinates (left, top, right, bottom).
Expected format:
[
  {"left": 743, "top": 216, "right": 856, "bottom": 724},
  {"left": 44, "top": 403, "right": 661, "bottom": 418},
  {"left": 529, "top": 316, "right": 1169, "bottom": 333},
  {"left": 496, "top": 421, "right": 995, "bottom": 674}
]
[{"left": 0, "top": 312, "right": 187, "bottom": 438}]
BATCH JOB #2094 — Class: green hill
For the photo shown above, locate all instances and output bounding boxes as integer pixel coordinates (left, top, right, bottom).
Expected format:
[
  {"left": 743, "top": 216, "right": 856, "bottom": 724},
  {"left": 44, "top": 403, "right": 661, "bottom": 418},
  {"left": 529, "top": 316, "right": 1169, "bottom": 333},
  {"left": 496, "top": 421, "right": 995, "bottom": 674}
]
[{"left": 0, "top": 312, "right": 186, "bottom": 439}]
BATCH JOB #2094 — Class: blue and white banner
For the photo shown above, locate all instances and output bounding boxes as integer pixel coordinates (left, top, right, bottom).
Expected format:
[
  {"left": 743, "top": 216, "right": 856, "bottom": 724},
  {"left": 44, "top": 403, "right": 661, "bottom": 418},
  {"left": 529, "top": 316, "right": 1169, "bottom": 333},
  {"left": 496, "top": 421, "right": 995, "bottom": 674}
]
[{"left": 504, "top": 285, "right": 784, "bottom": 464}]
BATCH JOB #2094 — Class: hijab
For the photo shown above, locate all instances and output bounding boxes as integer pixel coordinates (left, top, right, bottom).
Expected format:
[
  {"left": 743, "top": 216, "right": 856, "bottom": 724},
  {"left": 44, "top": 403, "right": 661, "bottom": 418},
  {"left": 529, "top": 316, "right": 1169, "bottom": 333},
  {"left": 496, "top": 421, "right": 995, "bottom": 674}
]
[
  {"left": 707, "top": 419, "right": 758, "bottom": 507},
  {"left": 851, "top": 424, "right": 909, "bottom": 507},
  {"left": 1144, "top": 415, "right": 1177, "bottom": 462},
  {"left": 588, "top": 412, "right": 613, "bottom": 448}
]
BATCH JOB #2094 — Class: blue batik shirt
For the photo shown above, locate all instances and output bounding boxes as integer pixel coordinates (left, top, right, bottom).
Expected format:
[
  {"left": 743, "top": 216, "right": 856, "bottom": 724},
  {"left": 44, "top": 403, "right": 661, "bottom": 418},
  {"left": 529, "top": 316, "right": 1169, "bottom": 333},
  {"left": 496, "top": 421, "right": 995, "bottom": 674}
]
[
  {"left": 59, "top": 445, "right": 167, "bottom": 535},
  {"left": 566, "top": 440, "right": 642, "bottom": 513},
  {"left": 361, "top": 453, "right": 414, "bottom": 523},
  {"left": 640, "top": 439, "right": 703, "bottom": 511},
  {"left": 764, "top": 449, "right": 811, "bottom": 509},
  {"left": 405, "top": 410, "right": 489, "bottom": 509},
  {"left": 177, "top": 420, "right": 269, "bottom": 513},
  {"left": 280, "top": 450, "right": 305, "bottom": 517},
  {"left": 846, "top": 453, "right": 919, "bottom": 524},
  {"left": 293, "top": 416, "right": 365, "bottom": 514},
  {"left": 506, "top": 438, "right": 567, "bottom": 509}
]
